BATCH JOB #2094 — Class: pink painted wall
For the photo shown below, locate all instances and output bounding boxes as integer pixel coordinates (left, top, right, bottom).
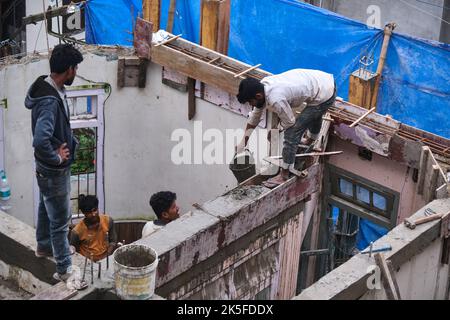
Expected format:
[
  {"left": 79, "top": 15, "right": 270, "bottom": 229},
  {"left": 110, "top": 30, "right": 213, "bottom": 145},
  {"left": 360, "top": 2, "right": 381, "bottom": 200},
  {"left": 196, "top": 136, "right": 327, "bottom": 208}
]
[{"left": 327, "top": 137, "right": 426, "bottom": 224}]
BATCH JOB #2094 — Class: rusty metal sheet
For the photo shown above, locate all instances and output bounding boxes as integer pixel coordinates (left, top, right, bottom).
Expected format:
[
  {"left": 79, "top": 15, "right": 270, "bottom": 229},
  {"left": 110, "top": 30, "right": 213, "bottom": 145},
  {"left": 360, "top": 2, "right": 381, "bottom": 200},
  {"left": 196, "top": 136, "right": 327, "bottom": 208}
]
[
  {"left": 134, "top": 18, "right": 152, "bottom": 59},
  {"left": 388, "top": 134, "right": 423, "bottom": 169}
]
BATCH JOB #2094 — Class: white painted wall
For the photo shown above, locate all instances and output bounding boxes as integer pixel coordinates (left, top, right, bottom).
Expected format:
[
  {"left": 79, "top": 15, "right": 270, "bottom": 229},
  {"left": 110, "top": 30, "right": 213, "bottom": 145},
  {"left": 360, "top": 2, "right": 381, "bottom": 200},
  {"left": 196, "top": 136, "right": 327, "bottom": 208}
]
[{"left": 0, "top": 51, "right": 266, "bottom": 226}]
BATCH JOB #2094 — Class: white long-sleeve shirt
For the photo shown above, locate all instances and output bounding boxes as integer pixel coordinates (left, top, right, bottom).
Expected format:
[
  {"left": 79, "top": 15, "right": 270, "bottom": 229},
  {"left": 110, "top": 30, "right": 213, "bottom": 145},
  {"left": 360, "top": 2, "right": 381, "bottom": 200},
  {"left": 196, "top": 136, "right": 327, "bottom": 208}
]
[{"left": 247, "top": 69, "right": 335, "bottom": 130}]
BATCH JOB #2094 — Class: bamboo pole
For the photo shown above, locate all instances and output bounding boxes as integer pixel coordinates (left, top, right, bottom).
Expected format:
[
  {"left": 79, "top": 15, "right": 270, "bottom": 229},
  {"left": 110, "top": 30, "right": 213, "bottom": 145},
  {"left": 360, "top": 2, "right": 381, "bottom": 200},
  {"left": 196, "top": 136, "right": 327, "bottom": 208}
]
[{"left": 370, "top": 23, "right": 396, "bottom": 111}]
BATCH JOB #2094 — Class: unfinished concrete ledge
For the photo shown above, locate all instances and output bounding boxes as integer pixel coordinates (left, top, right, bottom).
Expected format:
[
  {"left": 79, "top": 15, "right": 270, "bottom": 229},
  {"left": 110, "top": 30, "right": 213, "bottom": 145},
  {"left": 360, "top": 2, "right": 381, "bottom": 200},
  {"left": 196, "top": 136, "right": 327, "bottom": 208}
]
[
  {"left": 294, "top": 199, "right": 450, "bottom": 300},
  {"left": 137, "top": 164, "right": 320, "bottom": 291}
]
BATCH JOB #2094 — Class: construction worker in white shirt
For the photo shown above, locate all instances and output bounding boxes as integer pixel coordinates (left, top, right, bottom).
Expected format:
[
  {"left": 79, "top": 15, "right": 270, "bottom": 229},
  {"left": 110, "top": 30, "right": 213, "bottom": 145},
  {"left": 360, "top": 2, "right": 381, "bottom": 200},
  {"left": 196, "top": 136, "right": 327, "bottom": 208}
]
[{"left": 236, "top": 68, "right": 336, "bottom": 188}]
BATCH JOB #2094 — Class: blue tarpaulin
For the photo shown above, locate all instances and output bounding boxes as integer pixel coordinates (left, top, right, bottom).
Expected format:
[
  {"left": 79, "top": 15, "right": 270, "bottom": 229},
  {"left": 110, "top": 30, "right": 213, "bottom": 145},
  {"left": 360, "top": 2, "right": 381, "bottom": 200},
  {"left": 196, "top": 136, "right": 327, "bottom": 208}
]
[
  {"left": 85, "top": 0, "right": 142, "bottom": 45},
  {"left": 85, "top": 0, "right": 450, "bottom": 137},
  {"left": 331, "top": 206, "right": 388, "bottom": 252}
]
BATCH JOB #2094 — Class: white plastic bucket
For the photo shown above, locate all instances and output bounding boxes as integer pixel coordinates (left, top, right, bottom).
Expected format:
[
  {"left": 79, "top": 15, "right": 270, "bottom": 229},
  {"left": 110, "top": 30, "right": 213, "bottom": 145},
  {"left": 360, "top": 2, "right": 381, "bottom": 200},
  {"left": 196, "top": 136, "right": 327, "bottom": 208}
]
[{"left": 113, "top": 244, "right": 158, "bottom": 300}]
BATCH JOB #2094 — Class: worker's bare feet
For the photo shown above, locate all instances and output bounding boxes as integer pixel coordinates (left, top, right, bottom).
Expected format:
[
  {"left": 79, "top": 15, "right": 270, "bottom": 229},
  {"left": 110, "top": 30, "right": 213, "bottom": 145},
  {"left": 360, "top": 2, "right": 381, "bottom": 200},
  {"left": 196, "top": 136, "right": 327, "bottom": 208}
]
[{"left": 262, "top": 173, "right": 288, "bottom": 189}]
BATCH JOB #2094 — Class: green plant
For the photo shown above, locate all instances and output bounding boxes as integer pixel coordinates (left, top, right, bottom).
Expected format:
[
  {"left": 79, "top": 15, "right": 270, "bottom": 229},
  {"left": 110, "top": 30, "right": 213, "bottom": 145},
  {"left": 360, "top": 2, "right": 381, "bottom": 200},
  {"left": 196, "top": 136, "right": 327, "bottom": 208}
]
[{"left": 71, "top": 128, "right": 96, "bottom": 175}]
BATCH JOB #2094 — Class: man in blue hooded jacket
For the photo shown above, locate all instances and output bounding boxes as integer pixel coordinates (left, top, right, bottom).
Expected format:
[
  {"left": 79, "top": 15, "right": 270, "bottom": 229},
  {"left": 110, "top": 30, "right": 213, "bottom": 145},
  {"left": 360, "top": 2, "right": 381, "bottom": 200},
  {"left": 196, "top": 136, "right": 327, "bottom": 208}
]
[{"left": 25, "top": 44, "right": 83, "bottom": 284}]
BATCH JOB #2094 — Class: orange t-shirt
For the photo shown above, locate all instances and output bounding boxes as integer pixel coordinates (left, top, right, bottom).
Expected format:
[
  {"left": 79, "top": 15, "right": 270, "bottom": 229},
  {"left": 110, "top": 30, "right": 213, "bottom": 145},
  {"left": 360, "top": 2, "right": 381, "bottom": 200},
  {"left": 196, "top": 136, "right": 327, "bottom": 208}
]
[{"left": 72, "top": 215, "right": 111, "bottom": 262}]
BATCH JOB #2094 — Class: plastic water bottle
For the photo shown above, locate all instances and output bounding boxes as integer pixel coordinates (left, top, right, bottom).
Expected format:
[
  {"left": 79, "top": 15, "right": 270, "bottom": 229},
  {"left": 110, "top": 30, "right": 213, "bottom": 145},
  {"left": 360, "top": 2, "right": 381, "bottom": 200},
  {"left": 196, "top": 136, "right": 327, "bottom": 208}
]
[{"left": 0, "top": 170, "right": 11, "bottom": 212}]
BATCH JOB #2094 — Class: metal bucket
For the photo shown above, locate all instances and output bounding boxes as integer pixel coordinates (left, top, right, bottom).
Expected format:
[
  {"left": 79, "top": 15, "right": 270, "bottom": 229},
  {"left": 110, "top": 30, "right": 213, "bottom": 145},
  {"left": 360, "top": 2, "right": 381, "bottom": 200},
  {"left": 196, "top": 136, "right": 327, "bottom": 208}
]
[
  {"left": 229, "top": 150, "right": 256, "bottom": 183},
  {"left": 113, "top": 244, "right": 158, "bottom": 300}
]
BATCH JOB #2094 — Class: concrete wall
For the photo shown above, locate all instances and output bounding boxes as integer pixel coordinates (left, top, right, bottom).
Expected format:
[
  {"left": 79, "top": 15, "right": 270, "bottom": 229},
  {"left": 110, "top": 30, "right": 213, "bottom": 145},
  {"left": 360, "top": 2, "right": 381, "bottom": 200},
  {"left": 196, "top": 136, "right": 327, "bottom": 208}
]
[
  {"left": 312, "top": 0, "right": 446, "bottom": 42},
  {"left": 296, "top": 198, "right": 450, "bottom": 300},
  {"left": 327, "top": 137, "right": 426, "bottom": 224},
  {"left": 0, "top": 50, "right": 256, "bottom": 225},
  {"left": 361, "top": 237, "right": 449, "bottom": 300}
]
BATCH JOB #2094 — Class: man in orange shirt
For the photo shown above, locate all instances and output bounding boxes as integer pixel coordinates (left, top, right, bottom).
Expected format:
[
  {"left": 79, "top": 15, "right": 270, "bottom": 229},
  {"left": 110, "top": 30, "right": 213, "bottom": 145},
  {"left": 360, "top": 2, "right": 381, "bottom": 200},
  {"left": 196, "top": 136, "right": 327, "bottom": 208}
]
[{"left": 70, "top": 194, "right": 117, "bottom": 262}]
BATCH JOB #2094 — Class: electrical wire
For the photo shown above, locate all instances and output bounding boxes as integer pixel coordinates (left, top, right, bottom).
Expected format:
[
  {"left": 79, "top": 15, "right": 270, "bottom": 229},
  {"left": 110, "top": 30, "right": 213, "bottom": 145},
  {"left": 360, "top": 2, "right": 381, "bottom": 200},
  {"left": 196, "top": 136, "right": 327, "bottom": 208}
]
[
  {"left": 415, "top": 0, "right": 450, "bottom": 10},
  {"left": 399, "top": 0, "right": 450, "bottom": 25}
]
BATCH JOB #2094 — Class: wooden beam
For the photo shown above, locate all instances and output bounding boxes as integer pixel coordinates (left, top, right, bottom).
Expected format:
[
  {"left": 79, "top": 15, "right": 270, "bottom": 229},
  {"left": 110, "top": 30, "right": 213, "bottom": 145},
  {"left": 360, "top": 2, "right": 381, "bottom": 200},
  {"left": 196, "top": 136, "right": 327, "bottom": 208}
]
[
  {"left": 200, "top": 0, "right": 230, "bottom": 54},
  {"left": 150, "top": 40, "right": 243, "bottom": 94},
  {"left": 167, "top": 0, "right": 176, "bottom": 33},
  {"left": 143, "top": 0, "right": 160, "bottom": 32},
  {"left": 348, "top": 69, "right": 378, "bottom": 110},
  {"left": 349, "top": 107, "right": 376, "bottom": 128},
  {"left": 23, "top": 3, "right": 86, "bottom": 25},
  {"left": 374, "top": 253, "right": 401, "bottom": 300},
  {"left": 425, "top": 164, "right": 440, "bottom": 203},
  {"left": 188, "top": 77, "right": 196, "bottom": 120},
  {"left": 117, "top": 58, "right": 125, "bottom": 88},
  {"left": 31, "top": 281, "right": 78, "bottom": 300},
  {"left": 417, "top": 147, "right": 430, "bottom": 195}
]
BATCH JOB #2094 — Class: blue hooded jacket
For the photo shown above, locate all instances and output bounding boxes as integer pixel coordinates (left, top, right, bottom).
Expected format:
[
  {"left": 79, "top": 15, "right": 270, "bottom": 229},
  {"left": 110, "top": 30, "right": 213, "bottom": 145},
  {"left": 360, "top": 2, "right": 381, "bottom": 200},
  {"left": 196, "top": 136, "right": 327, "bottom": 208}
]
[{"left": 25, "top": 76, "right": 77, "bottom": 169}]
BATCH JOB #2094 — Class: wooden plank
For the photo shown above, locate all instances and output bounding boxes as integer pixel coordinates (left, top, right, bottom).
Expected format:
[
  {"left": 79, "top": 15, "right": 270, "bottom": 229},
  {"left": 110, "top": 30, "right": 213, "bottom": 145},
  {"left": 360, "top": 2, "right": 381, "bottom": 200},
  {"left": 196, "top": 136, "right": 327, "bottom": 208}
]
[
  {"left": 124, "top": 57, "right": 141, "bottom": 66},
  {"left": 151, "top": 35, "right": 270, "bottom": 81},
  {"left": 188, "top": 77, "right": 196, "bottom": 120},
  {"left": 374, "top": 253, "right": 401, "bottom": 300},
  {"left": 417, "top": 147, "right": 430, "bottom": 195},
  {"left": 138, "top": 59, "right": 148, "bottom": 88},
  {"left": 117, "top": 58, "right": 125, "bottom": 88},
  {"left": 31, "top": 281, "right": 78, "bottom": 300},
  {"left": 425, "top": 165, "right": 440, "bottom": 202},
  {"left": 167, "top": 0, "right": 176, "bottom": 33},
  {"left": 348, "top": 71, "right": 378, "bottom": 110},
  {"left": 143, "top": 0, "right": 160, "bottom": 32},
  {"left": 201, "top": 0, "right": 220, "bottom": 50},
  {"left": 216, "top": 0, "right": 230, "bottom": 55},
  {"left": 151, "top": 42, "right": 242, "bottom": 94},
  {"left": 200, "top": 0, "right": 230, "bottom": 54}
]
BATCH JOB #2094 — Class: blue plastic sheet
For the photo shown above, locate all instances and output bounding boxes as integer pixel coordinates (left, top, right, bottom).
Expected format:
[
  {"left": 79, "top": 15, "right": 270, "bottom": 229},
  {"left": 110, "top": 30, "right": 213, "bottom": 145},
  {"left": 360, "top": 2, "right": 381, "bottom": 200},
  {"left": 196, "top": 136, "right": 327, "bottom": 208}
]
[
  {"left": 85, "top": 0, "right": 450, "bottom": 137},
  {"left": 355, "top": 218, "right": 388, "bottom": 251},
  {"left": 159, "top": 0, "right": 201, "bottom": 43},
  {"left": 85, "top": 0, "right": 142, "bottom": 46},
  {"left": 331, "top": 206, "right": 388, "bottom": 252}
]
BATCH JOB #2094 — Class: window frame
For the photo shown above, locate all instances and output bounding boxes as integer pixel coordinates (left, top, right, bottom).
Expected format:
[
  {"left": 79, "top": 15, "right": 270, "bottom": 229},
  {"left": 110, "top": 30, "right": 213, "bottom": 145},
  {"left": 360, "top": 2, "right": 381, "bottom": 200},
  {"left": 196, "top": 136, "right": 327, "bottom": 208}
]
[{"left": 326, "top": 164, "right": 399, "bottom": 229}]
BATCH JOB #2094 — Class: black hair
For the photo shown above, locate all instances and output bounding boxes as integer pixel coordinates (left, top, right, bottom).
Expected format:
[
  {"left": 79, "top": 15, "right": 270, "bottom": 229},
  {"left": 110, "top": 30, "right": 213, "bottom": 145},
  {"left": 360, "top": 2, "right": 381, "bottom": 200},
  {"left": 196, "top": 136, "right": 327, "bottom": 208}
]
[
  {"left": 236, "top": 78, "right": 264, "bottom": 104},
  {"left": 50, "top": 44, "right": 83, "bottom": 74},
  {"left": 78, "top": 194, "right": 99, "bottom": 213},
  {"left": 149, "top": 191, "right": 177, "bottom": 219}
]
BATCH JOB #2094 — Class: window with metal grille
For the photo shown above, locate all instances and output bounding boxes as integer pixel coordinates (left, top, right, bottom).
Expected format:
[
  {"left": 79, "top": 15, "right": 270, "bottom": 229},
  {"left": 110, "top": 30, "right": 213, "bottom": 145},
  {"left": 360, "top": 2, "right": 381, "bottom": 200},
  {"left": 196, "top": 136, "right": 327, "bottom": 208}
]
[{"left": 66, "top": 87, "right": 105, "bottom": 223}]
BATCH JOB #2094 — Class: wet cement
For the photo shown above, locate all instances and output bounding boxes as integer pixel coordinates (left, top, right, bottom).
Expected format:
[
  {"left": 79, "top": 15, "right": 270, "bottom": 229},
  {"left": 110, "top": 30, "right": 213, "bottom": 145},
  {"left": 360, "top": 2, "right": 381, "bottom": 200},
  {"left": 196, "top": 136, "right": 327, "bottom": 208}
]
[
  {"left": 115, "top": 246, "right": 155, "bottom": 268},
  {"left": 226, "top": 185, "right": 267, "bottom": 201}
]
